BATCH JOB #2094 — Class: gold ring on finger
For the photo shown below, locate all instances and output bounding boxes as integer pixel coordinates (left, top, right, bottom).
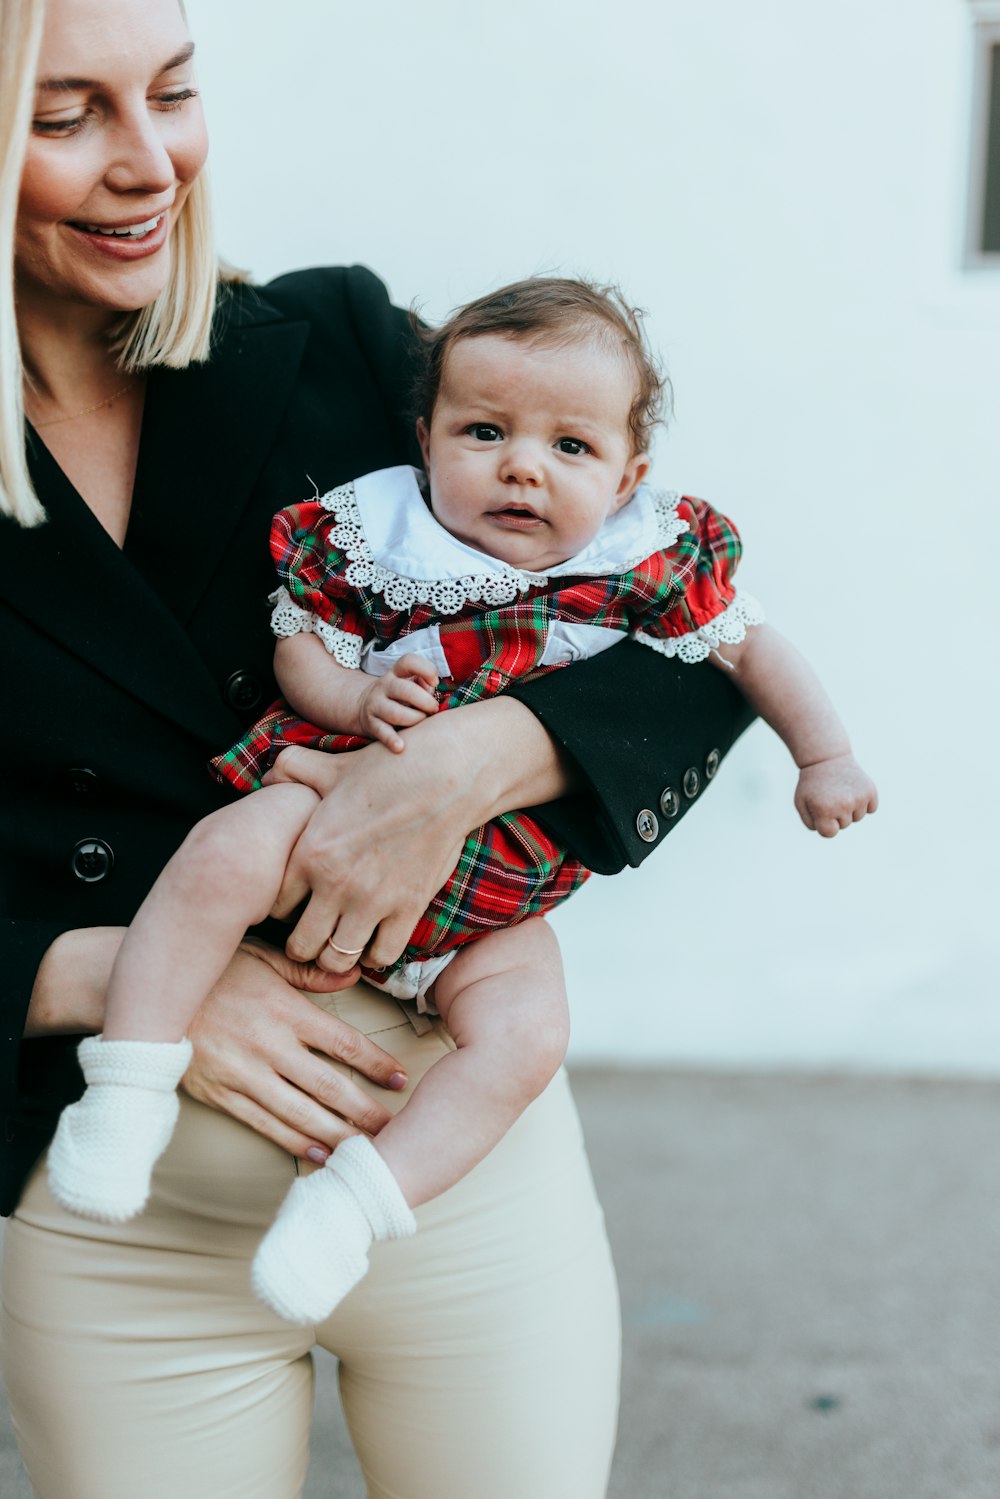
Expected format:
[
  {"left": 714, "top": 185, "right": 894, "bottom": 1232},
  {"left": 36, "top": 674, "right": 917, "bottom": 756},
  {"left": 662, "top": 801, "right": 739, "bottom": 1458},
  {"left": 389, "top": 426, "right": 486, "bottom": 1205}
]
[{"left": 326, "top": 937, "right": 366, "bottom": 957}]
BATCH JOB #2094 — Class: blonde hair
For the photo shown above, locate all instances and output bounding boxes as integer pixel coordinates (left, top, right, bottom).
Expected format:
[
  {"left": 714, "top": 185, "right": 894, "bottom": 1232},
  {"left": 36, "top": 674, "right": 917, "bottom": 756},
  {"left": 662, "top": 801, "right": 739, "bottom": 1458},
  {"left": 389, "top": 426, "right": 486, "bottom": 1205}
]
[{"left": 0, "top": 0, "right": 220, "bottom": 528}]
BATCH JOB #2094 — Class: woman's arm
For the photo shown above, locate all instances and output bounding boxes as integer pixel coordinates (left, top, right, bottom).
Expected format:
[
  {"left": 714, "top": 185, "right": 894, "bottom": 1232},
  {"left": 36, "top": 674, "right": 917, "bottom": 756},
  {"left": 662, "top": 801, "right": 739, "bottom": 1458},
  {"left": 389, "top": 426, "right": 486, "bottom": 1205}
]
[
  {"left": 23, "top": 927, "right": 408, "bottom": 1159},
  {"left": 264, "top": 692, "right": 582, "bottom": 967},
  {"left": 505, "top": 638, "right": 757, "bottom": 867},
  {"left": 264, "top": 642, "right": 763, "bottom": 970}
]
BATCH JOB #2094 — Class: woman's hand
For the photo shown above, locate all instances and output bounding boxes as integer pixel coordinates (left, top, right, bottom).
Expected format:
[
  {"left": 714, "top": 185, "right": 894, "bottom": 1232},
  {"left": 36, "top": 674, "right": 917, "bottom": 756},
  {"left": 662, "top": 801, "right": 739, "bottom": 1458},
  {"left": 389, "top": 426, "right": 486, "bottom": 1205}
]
[
  {"left": 183, "top": 939, "right": 408, "bottom": 1159},
  {"left": 27, "top": 928, "right": 407, "bottom": 1160},
  {"left": 263, "top": 695, "right": 574, "bottom": 973},
  {"left": 263, "top": 733, "right": 468, "bottom": 974}
]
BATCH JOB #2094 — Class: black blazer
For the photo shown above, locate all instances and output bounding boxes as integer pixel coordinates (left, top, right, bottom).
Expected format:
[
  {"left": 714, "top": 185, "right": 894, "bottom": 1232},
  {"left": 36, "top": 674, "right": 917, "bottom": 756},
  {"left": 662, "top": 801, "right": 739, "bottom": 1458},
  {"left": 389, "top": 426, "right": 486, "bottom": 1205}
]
[{"left": 0, "top": 266, "right": 753, "bottom": 1212}]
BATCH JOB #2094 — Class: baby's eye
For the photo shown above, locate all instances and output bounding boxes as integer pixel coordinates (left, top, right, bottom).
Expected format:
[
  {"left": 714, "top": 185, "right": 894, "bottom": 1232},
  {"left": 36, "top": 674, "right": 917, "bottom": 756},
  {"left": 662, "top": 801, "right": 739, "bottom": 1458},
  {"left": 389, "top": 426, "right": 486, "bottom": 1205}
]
[
  {"left": 467, "top": 423, "right": 503, "bottom": 442},
  {"left": 556, "top": 437, "right": 590, "bottom": 456}
]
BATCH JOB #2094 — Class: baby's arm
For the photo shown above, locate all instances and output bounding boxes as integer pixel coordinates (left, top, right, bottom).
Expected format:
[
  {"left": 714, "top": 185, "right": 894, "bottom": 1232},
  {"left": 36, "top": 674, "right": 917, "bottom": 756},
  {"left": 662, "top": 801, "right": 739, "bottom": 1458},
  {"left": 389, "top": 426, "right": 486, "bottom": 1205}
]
[
  {"left": 716, "top": 624, "right": 878, "bottom": 836},
  {"left": 275, "top": 634, "right": 439, "bottom": 754}
]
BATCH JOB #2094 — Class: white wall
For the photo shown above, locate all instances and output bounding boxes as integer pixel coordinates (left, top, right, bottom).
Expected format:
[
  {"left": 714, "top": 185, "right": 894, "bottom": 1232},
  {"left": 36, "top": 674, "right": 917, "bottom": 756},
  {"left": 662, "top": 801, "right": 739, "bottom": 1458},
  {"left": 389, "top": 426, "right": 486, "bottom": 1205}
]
[{"left": 188, "top": 0, "right": 1000, "bottom": 1072}]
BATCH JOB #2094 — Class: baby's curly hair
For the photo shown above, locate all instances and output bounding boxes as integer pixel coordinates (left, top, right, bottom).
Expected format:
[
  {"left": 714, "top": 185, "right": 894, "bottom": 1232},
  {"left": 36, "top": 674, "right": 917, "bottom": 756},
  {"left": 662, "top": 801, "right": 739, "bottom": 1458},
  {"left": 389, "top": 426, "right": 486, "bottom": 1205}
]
[{"left": 410, "top": 276, "right": 669, "bottom": 456}]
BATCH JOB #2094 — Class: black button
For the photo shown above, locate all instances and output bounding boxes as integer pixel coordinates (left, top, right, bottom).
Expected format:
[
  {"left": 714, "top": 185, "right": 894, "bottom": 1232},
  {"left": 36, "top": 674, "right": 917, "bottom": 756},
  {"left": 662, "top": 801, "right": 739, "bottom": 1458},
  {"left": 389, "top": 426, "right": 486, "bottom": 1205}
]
[
  {"left": 683, "top": 767, "right": 701, "bottom": 799},
  {"left": 64, "top": 767, "right": 100, "bottom": 797},
  {"left": 659, "top": 787, "right": 680, "bottom": 819},
  {"left": 224, "top": 669, "right": 263, "bottom": 713},
  {"left": 705, "top": 748, "right": 721, "bottom": 780},
  {"left": 70, "top": 838, "right": 114, "bottom": 884}
]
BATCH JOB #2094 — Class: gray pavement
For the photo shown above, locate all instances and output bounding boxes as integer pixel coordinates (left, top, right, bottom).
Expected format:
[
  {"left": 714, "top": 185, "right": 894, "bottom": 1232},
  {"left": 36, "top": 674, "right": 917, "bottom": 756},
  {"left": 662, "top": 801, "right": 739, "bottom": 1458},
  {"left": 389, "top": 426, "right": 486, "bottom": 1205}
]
[{"left": 3, "top": 1069, "right": 999, "bottom": 1498}]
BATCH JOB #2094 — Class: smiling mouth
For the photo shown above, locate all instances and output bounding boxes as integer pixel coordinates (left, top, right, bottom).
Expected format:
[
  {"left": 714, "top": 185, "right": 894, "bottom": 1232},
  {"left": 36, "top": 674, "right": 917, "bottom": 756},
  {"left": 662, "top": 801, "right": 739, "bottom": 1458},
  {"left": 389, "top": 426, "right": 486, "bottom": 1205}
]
[{"left": 70, "top": 214, "right": 165, "bottom": 239}]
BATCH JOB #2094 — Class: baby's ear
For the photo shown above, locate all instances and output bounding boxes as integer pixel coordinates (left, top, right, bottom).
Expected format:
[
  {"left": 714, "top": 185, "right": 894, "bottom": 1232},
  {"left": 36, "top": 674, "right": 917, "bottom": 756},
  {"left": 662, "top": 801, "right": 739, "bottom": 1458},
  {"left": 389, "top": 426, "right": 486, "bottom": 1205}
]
[
  {"left": 612, "top": 453, "right": 650, "bottom": 510},
  {"left": 416, "top": 417, "right": 431, "bottom": 470}
]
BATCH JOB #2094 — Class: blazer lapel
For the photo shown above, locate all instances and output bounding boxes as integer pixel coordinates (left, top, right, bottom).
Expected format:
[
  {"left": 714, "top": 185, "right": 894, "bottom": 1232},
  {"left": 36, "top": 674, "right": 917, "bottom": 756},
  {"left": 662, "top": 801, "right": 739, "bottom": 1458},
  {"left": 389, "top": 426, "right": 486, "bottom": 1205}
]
[
  {"left": 0, "top": 288, "right": 309, "bottom": 747},
  {"left": 125, "top": 289, "right": 310, "bottom": 623}
]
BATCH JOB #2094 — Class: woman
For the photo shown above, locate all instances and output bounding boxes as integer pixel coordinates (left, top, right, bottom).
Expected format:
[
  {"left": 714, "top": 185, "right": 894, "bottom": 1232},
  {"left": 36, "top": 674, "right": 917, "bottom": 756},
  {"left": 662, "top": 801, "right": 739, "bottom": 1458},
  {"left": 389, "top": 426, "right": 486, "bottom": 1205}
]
[{"left": 0, "top": 0, "right": 753, "bottom": 1495}]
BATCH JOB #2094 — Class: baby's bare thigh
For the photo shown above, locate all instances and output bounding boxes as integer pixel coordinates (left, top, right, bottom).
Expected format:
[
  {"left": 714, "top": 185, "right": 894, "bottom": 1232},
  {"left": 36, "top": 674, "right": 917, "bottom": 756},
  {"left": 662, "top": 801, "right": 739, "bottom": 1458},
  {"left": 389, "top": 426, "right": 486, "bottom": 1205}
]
[{"left": 433, "top": 920, "right": 568, "bottom": 1043}]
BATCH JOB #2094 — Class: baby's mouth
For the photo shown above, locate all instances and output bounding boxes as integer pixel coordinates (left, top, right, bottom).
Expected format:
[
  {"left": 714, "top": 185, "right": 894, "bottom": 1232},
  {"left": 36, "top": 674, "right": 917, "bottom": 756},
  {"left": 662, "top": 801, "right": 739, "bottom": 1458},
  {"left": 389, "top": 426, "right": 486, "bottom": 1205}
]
[{"left": 490, "top": 504, "right": 543, "bottom": 527}]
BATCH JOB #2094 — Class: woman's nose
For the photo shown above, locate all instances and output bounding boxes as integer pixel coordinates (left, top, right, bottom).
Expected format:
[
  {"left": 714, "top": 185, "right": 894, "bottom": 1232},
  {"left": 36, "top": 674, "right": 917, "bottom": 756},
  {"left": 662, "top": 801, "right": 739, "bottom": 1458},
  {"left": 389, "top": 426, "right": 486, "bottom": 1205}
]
[
  {"left": 103, "top": 113, "right": 176, "bottom": 196},
  {"left": 499, "top": 442, "right": 544, "bottom": 486}
]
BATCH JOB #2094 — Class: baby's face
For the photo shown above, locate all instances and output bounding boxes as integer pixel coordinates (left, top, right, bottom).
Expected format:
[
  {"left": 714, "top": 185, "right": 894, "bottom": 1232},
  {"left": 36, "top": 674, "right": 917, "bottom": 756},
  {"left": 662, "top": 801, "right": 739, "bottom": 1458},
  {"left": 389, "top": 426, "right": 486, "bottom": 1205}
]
[{"left": 417, "top": 333, "right": 648, "bottom": 571}]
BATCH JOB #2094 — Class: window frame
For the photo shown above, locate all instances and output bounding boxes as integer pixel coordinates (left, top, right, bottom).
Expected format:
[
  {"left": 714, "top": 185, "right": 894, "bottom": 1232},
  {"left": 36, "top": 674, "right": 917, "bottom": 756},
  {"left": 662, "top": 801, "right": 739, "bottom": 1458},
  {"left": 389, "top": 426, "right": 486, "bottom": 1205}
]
[{"left": 966, "top": 1, "right": 1000, "bottom": 266}]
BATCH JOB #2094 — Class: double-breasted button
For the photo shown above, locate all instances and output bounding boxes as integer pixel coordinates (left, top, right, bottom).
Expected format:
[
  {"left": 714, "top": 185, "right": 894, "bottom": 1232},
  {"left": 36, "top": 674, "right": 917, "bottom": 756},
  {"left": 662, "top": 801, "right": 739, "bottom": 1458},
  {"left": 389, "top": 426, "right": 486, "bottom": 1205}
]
[
  {"left": 683, "top": 767, "right": 701, "bottom": 799},
  {"left": 636, "top": 808, "right": 659, "bottom": 843},
  {"left": 705, "top": 748, "right": 721, "bottom": 780},
  {"left": 71, "top": 838, "right": 114, "bottom": 884},
  {"left": 659, "top": 786, "right": 681, "bottom": 819},
  {"left": 64, "top": 767, "right": 100, "bottom": 797},
  {"left": 224, "top": 669, "right": 263, "bottom": 713}
]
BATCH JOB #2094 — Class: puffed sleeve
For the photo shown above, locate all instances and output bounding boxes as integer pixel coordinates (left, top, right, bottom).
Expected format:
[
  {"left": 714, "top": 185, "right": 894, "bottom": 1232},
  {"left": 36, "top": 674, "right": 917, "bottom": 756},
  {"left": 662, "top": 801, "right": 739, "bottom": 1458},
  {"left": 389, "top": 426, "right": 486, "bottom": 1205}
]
[
  {"left": 629, "top": 497, "right": 764, "bottom": 664},
  {"left": 267, "top": 495, "right": 369, "bottom": 669}
]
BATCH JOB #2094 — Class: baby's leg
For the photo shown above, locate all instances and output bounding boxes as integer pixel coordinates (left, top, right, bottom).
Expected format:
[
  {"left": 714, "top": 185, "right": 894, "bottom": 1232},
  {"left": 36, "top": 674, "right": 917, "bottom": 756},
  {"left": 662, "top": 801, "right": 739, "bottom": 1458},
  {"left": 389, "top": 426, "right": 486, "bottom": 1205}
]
[
  {"left": 103, "top": 783, "right": 321, "bottom": 1041},
  {"left": 252, "top": 919, "right": 569, "bottom": 1322},
  {"left": 375, "top": 918, "right": 570, "bottom": 1204},
  {"left": 48, "top": 785, "right": 319, "bottom": 1222}
]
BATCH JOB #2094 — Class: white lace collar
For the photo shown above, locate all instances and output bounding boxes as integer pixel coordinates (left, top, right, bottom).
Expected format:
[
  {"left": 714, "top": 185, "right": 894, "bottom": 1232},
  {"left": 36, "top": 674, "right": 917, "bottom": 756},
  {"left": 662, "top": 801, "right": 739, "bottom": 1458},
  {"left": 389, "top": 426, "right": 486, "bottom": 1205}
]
[{"left": 318, "top": 465, "right": 689, "bottom": 615}]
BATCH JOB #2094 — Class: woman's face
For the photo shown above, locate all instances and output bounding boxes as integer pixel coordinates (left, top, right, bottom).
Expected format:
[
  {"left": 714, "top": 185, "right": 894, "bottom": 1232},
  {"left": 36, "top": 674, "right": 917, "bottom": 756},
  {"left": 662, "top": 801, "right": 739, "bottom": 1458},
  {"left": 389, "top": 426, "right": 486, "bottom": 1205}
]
[{"left": 16, "top": 0, "right": 208, "bottom": 323}]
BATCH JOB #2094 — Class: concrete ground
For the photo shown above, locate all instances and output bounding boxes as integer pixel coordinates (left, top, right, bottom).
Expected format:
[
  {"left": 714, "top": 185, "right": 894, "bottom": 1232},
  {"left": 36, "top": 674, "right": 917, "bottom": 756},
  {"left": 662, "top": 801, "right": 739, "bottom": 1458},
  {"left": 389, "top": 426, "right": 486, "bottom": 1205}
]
[{"left": 2, "top": 1069, "right": 999, "bottom": 1498}]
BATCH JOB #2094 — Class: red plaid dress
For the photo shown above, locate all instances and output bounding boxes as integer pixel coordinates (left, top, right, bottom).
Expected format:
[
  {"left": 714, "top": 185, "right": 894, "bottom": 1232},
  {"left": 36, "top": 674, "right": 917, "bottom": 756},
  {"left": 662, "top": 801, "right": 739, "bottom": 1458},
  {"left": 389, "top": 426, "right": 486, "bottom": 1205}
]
[{"left": 211, "top": 466, "right": 760, "bottom": 998}]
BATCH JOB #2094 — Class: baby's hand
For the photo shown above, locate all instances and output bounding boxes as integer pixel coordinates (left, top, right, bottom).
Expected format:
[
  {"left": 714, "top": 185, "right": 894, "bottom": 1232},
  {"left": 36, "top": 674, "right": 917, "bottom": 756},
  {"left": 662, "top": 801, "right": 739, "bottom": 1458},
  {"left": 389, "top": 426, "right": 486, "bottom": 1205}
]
[
  {"left": 357, "top": 654, "right": 439, "bottom": 753},
  {"left": 794, "top": 753, "right": 878, "bottom": 838}
]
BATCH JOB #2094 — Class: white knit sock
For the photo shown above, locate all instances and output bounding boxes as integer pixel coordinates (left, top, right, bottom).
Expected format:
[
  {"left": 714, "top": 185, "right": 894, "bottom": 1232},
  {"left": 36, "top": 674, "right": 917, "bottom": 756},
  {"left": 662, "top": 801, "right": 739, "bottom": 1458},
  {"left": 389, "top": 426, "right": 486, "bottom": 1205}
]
[
  {"left": 47, "top": 1036, "right": 194, "bottom": 1223},
  {"left": 252, "top": 1136, "right": 417, "bottom": 1324}
]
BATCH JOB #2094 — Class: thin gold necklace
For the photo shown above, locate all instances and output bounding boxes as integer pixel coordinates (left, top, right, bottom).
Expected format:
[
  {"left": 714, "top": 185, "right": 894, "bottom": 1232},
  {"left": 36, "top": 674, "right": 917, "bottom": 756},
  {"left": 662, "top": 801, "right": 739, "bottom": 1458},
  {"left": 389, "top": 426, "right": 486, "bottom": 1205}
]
[{"left": 28, "top": 383, "right": 132, "bottom": 429}]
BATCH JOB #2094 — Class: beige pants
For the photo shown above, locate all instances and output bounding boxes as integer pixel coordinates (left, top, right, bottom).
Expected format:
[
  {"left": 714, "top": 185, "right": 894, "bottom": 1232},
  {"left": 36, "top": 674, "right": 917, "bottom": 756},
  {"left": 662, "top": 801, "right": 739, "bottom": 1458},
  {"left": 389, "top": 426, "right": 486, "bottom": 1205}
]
[{"left": 0, "top": 984, "right": 620, "bottom": 1499}]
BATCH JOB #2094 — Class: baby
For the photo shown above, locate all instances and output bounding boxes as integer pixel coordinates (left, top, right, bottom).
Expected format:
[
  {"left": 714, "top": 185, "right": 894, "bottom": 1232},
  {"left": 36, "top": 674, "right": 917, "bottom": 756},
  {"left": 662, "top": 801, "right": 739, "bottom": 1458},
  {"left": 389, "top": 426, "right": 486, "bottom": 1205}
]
[{"left": 48, "top": 277, "right": 877, "bottom": 1324}]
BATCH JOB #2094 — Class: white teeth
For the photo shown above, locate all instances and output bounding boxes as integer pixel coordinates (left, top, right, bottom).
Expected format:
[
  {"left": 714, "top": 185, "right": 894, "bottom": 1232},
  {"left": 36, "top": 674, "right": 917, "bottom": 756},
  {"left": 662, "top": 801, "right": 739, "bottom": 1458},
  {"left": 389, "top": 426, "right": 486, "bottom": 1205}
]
[{"left": 80, "top": 214, "right": 163, "bottom": 238}]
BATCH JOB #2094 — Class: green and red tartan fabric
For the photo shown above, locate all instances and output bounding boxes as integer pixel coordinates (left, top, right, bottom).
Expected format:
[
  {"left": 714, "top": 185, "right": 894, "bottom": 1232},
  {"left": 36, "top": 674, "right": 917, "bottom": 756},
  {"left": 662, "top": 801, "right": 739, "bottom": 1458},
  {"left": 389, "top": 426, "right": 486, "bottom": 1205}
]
[{"left": 210, "top": 478, "right": 743, "bottom": 989}]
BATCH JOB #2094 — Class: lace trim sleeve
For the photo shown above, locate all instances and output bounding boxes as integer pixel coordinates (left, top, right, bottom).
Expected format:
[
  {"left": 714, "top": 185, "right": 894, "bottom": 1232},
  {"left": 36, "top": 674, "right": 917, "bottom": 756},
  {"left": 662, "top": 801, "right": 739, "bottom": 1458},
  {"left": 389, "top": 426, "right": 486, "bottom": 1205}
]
[
  {"left": 651, "top": 489, "right": 691, "bottom": 552},
  {"left": 632, "top": 590, "right": 765, "bottom": 665},
  {"left": 268, "top": 587, "right": 362, "bottom": 669}
]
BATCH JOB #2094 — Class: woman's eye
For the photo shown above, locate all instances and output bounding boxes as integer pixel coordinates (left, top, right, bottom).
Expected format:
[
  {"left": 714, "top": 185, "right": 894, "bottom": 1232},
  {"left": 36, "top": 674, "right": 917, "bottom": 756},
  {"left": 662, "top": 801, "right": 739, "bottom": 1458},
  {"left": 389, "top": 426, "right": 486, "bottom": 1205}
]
[
  {"left": 155, "top": 88, "right": 198, "bottom": 110},
  {"left": 557, "top": 437, "right": 589, "bottom": 456},
  {"left": 32, "top": 115, "right": 88, "bottom": 136},
  {"left": 468, "top": 423, "right": 502, "bottom": 442},
  {"left": 32, "top": 87, "right": 196, "bottom": 136}
]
